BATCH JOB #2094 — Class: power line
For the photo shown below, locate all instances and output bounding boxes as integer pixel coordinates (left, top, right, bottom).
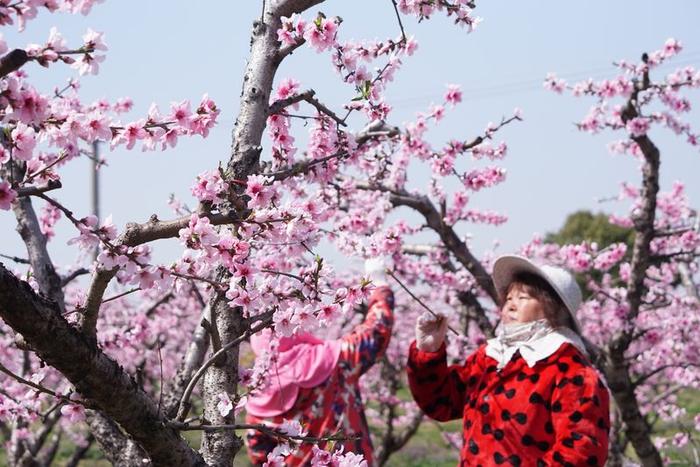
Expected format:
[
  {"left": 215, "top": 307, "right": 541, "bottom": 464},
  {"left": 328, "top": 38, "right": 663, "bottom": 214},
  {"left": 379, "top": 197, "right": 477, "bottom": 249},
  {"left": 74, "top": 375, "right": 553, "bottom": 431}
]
[{"left": 389, "top": 52, "right": 700, "bottom": 106}]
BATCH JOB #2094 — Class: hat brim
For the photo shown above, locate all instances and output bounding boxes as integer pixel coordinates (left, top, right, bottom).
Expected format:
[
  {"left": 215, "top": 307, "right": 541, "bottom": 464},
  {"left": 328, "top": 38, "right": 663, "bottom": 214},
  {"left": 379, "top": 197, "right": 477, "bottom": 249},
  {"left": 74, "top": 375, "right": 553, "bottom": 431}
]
[{"left": 492, "top": 255, "right": 582, "bottom": 333}]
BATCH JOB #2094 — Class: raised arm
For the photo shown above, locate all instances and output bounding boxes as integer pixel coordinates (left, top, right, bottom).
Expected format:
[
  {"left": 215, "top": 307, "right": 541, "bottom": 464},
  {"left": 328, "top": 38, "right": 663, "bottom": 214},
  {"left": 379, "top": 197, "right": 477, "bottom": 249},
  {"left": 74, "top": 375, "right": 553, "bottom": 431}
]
[{"left": 338, "top": 286, "right": 395, "bottom": 378}]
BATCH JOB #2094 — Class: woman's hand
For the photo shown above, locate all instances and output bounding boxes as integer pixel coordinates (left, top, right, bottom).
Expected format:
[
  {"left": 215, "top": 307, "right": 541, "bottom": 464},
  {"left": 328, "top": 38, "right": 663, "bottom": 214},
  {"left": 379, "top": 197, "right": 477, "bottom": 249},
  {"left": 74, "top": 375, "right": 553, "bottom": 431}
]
[{"left": 415, "top": 311, "right": 448, "bottom": 352}]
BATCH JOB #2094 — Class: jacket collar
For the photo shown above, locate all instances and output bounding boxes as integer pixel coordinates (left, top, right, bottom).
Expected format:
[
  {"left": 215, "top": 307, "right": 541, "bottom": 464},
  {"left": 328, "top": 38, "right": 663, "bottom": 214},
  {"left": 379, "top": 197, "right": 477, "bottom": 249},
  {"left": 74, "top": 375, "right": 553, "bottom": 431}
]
[{"left": 485, "top": 325, "right": 586, "bottom": 371}]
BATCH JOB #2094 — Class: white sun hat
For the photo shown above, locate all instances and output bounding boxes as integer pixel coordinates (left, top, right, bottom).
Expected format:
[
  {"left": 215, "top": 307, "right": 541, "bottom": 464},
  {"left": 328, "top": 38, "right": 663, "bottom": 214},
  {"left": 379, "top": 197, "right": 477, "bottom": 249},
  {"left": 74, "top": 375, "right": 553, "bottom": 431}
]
[{"left": 492, "top": 255, "right": 583, "bottom": 333}]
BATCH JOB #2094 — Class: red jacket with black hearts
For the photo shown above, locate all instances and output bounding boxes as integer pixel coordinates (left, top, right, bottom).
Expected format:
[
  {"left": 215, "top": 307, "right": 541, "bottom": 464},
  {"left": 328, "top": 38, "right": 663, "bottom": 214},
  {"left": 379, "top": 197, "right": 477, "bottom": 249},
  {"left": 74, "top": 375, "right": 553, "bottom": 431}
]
[{"left": 408, "top": 341, "right": 610, "bottom": 467}]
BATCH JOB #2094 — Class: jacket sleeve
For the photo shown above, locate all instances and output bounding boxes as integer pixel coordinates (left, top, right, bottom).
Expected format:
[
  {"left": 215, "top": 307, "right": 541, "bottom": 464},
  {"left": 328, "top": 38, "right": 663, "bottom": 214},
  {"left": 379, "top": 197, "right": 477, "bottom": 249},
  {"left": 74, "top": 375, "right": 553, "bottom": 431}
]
[
  {"left": 337, "top": 286, "right": 394, "bottom": 379},
  {"left": 407, "top": 341, "right": 483, "bottom": 422},
  {"left": 541, "top": 366, "right": 610, "bottom": 466}
]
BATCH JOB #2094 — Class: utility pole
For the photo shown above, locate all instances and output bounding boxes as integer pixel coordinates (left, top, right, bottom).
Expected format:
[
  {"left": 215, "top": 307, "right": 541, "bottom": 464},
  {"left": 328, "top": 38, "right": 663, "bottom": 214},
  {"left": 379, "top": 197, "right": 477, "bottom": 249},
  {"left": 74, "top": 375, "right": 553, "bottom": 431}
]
[{"left": 91, "top": 140, "right": 100, "bottom": 261}]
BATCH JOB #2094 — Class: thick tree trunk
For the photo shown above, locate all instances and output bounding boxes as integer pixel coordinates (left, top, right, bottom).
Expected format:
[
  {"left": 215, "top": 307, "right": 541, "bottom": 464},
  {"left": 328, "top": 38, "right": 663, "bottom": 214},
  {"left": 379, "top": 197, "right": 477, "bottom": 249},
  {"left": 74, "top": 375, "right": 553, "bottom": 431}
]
[{"left": 199, "top": 1, "right": 323, "bottom": 465}]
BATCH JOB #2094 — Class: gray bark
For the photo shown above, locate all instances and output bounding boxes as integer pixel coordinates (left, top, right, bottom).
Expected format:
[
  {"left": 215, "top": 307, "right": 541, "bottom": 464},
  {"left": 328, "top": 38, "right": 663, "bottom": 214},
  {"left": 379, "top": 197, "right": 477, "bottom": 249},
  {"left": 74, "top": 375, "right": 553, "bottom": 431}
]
[
  {"left": 86, "top": 412, "right": 150, "bottom": 467},
  {"left": 198, "top": 1, "right": 324, "bottom": 465},
  {"left": 162, "top": 308, "right": 211, "bottom": 419}
]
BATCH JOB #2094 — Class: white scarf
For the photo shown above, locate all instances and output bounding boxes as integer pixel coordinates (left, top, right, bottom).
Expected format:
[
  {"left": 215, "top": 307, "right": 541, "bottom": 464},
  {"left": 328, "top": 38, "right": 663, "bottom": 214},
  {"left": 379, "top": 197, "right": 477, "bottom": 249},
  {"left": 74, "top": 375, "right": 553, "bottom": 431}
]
[{"left": 485, "top": 319, "right": 587, "bottom": 371}]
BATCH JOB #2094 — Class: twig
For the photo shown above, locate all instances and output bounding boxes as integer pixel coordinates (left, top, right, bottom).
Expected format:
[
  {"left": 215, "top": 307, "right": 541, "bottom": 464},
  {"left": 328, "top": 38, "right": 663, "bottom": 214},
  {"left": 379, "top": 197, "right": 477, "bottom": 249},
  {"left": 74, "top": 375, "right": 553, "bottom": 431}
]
[
  {"left": 260, "top": 268, "right": 304, "bottom": 282},
  {"left": 0, "top": 253, "right": 30, "bottom": 264},
  {"left": 390, "top": 0, "right": 407, "bottom": 43},
  {"left": 386, "top": 270, "right": 460, "bottom": 335},
  {"left": 175, "top": 316, "right": 274, "bottom": 422},
  {"left": 60, "top": 268, "right": 90, "bottom": 287},
  {"left": 170, "top": 420, "right": 359, "bottom": 444},
  {"left": 144, "top": 292, "right": 175, "bottom": 318},
  {"left": 40, "top": 400, "right": 65, "bottom": 422},
  {"left": 170, "top": 271, "right": 225, "bottom": 289},
  {"left": 157, "top": 341, "right": 164, "bottom": 414},
  {"left": 0, "top": 361, "right": 76, "bottom": 405},
  {"left": 102, "top": 287, "right": 141, "bottom": 304}
]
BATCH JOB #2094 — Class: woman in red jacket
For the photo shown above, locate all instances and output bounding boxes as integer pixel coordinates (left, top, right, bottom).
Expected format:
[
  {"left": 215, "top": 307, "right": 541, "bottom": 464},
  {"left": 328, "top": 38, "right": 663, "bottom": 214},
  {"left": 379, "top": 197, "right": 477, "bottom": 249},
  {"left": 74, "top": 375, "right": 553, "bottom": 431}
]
[{"left": 408, "top": 255, "right": 610, "bottom": 466}]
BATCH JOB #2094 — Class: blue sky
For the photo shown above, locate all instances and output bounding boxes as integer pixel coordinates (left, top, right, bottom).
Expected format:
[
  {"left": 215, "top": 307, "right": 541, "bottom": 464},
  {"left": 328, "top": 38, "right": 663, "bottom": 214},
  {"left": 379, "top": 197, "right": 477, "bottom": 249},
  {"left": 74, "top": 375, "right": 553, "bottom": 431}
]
[{"left": 2, "top": 1, "right": 700, "bottom": 271}]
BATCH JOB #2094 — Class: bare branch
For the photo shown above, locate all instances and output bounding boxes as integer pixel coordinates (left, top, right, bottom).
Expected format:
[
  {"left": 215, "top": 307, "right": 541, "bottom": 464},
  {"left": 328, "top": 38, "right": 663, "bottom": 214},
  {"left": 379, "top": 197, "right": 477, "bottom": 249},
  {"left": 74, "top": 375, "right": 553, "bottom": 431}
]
[
  {"left": 15, "top": 180, "right": 63, "bottom": 197},
  {"left": 269, "top": 89, "right": 347, "bottom": 126},
  {"left": 633, "top": 362, "right": 700, "bottom": 388},
  {"left": 101, "top": 287, "right": 141, "bottom": 304},
  {"left": 264, "top": 121, "right": 400, "bottom": 181},
  {"left": 2, "top": 159, "right": 66, "bottom": 313},
  {"left": 79, "top": 209, "right": 244, "bottom": 338},
  {"left": 386, "top": 270, "right": 460, "bottom": 336},
  {"left": 604, "top": 55, "right": 664, "bottom": 467},
  {"left": 175, "top": 313, "right": 274, "bottom": 422},
  {"left": 390, "top": 0, "right": 407, "bottom": 43},
  {"left": 64, "top": 433, "right": 93, "bottom": 467},
  {"left": 161, "top": 307, "right": 210, "bottom": 419},
  {"left": 0, "top": 361, "right": 76, "bottom": 404},
  {"left": 60, "top": 268, "right": 90, "bottom": 287},
  {"left": 0, "top": 49, "right": 30, "bottom": 78},
  {"left": 171, "top": 420, "right": 358, "bottom": 444},
  {"left": 0, "top": 253, "right": 30, "bottom": 264}
]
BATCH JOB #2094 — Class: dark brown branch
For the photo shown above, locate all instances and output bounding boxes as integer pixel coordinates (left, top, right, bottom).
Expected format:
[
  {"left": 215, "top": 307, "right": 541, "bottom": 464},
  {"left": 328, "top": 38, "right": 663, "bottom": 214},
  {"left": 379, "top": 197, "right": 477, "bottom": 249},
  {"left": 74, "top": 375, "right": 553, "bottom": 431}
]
[
  {"left": 64, "top": 433, "right": 93, "bottom": 467},
  {"left": 0, "top": 253, "right": 30, "bottom": 264},
  {"left": 264, "top": 121, "right": 400, "bottom": 181},
  {"left": 60, "top": 268, "right": 89, "bottom": 287},
  {"left": 101, "top": 287, "right": 141, "bottom": 304},
  {"left": 80, "top": 209, "right": 243, "bottom": 338},
  {"left": 277, "top": 38, "right": 306, "bottom": 62},
  {"left": 269, "top": 89, "right": 346, "bottom": 127},
  {"left": 171, "top": 420, "right": 358, "bottom": 444},
  {"left": 0, "top": 361, "right": 75, "bottom": 404},
  {"left": 390, "top": 0, "right": 407, "bottom": 43},
  {"left": 0, "top": 49, "right": 29, "bottom": 78},
  {"left": 633, "top": 363, "right": 700, "bottom": 388}
]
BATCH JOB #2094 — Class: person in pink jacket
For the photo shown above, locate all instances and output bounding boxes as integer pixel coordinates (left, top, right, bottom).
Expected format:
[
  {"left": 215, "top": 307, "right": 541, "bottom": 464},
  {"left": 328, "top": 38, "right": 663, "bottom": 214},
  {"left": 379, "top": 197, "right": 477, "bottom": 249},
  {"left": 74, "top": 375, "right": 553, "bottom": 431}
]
[{"left": 244, "top": 259, "right": 394, "bottom": 466}]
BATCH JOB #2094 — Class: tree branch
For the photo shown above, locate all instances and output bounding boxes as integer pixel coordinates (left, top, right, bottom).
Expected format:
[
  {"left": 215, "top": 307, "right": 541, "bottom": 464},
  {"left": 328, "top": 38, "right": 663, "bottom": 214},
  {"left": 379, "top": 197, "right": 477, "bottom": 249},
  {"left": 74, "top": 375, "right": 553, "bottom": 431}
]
[
  {"left": 15, "top": 180, "right": 63, "bottom": 197},
  {"left": 360, "top": 183, "right": 499, "bottom": 302},
  {"left": 0, "top": 265, "right": 206, "bottom": 466},
  {"left": 605, "top": 56, "right": 663, "bottom": 467},
  {"left": 269, "top": 89, "right": 347, "bottom": 126},
  {"left": 0, "top": 49, "right": 29, "bottom": 78},
  {"left": 175, "top": 313, "right": 274, "bottom": 422}
]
